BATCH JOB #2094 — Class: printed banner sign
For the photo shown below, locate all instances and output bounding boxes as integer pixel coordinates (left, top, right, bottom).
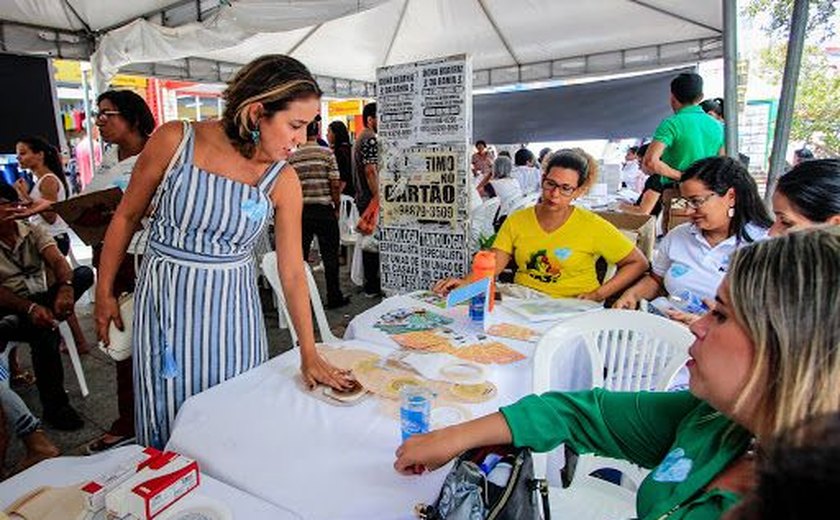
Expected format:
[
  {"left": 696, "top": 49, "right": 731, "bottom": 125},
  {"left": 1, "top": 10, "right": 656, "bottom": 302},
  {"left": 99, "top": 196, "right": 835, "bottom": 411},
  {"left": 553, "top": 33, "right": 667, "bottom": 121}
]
[{"left": 377, "top": 54, "right": 473, "bottom": 294}]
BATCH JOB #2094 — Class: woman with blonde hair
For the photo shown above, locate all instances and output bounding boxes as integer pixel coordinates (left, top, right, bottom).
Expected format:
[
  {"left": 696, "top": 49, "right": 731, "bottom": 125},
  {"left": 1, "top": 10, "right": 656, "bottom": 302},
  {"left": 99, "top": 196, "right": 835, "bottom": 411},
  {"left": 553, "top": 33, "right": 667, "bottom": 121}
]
[
  {"left": 397, "top": 227, "right": 840, "bottom": 519},
  {"left": 435, "top": 148, "right": 648, "bottom": 300},
  {"left": 95, "top": 55, "right": 354, "bottom": 448}
]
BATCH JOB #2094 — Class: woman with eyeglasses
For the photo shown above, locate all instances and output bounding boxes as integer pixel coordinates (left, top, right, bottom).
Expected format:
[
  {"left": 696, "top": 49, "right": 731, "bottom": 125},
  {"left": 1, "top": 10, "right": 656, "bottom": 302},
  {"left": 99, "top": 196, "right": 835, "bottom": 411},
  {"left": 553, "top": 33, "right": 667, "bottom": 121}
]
[
  {"left": 82, "top": 90, "right": 156, "bottom": 454},
  {"left": 615, "top": 156, "right": 772, "bottom": 323},
  {"left": 434, "top": 149, "right": 649, "bottom": 300},
  {"left": 768, "top": 158, "right": 840, "bottom": 236}
]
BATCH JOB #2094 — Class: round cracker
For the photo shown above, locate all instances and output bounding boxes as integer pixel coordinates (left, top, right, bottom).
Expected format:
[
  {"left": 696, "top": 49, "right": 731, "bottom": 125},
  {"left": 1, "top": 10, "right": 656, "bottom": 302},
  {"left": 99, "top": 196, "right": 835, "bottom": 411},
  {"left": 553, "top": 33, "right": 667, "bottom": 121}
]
[
  {"left": 320, "top": 348, "right": 381, "bottom": 371},
  {"left": 353, "top": 363, "right": 425, "bottom": 400},
  {"left": 448, "top": 382, "right": 497, "bottom": 403}
]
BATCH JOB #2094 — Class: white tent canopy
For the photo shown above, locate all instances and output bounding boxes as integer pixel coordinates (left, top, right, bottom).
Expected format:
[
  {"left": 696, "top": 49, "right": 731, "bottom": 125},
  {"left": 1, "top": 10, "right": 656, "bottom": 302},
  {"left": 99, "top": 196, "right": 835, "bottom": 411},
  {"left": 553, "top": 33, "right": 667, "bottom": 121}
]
[{"left": 0, "top": 0, "right": 722, "bottom": 94}]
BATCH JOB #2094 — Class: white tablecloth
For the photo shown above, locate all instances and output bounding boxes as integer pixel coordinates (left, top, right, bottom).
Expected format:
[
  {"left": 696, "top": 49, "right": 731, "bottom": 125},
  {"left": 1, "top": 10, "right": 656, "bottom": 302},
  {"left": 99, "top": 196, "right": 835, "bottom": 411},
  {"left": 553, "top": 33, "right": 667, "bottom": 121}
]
[
  {"left": 164, "top": 297, "right": 601, "bottom": 519},
  {"left": 345, "top": 295, "right": 597, "bottom": 393},
  {"left": 167, "top": 342, "right": 451, "bottom": 520},
  {"left": 0, "top": 445, "right": 297, "bottom": 519}
]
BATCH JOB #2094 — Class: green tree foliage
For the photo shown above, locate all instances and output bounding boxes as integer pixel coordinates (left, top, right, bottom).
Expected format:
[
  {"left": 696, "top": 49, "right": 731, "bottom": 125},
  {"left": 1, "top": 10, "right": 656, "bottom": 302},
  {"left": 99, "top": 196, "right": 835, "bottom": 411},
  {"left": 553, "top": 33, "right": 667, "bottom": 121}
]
[
  {"left": 744, "top": 0, "right": 836, "bottom": 41},
  {"left": 746, "top": 0, "right": 840, "bottom": 154},
  {"left": 758, "top": 44, "right": 840, "bottom": 154}
]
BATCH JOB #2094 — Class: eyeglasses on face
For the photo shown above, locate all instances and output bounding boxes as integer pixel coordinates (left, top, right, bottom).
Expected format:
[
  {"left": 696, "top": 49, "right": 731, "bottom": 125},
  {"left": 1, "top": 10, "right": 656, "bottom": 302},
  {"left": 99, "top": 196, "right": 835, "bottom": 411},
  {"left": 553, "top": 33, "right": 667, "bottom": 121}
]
[
  {"left": 93, "top": 110, "right": 121, "bottom": 120},
  {"left": 679, "top": 192, "right": 719, "bottom": 209},
  {"left": 541, "top": 177, "right": 577, "bottom": 196}
]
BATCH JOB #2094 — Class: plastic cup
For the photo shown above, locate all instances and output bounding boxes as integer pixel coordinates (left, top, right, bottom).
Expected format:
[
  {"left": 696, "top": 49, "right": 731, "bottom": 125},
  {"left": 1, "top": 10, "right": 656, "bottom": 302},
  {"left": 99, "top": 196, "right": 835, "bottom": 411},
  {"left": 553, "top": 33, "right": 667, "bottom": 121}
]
[{"left": 400, "top": 385, "right": 433, "bottom": 441}]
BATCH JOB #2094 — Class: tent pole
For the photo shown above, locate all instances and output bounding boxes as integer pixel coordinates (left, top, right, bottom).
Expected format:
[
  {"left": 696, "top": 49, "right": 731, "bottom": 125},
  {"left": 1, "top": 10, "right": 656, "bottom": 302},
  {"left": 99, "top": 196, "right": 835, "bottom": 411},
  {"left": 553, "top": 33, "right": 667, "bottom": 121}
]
[
  {"left": 765, "top": 0, "right": 809, "bottom": 202},
  {"left": 80, "top": 67, "right": 96, "bottom": 183},
  {"left": 722, "top": 0, "right": 738, "bottom": 159}
]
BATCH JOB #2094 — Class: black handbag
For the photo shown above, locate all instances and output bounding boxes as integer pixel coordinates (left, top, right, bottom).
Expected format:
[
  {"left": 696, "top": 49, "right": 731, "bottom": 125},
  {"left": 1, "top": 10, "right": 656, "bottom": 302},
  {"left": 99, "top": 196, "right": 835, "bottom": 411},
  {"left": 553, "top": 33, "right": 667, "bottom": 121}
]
[{"left": 415, "top": 445, "right": 550, "bottom": 520}]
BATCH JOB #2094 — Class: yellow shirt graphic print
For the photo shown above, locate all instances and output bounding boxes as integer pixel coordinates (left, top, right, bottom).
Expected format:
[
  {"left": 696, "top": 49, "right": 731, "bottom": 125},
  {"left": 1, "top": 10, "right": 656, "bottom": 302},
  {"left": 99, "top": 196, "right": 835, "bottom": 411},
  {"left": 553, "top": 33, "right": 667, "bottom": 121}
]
[
  {"left": 524, "top": 249, "right": 565, "bottom": 283},
  {"left": 493, "top": 207, "right": 635, "bottom": 298}
]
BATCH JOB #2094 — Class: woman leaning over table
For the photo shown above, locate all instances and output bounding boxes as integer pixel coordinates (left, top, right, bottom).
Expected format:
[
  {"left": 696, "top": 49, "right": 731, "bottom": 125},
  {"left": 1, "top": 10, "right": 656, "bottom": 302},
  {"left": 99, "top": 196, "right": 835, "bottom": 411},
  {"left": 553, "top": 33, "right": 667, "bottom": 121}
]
[
  {"left": 95, "top": 55, "right": 354, "bottom": 449},
  {"left": 768, "top": 158, "right": 840, "bottom": 236},
  {"left": 397, "top": 227, "right": 840, "bottom": 520},
  {"left": 434, "top": 149, "right": 649, "bottom": 301},
  {"left": 614, "top": 156, "right": 772, "bottom": 323}
]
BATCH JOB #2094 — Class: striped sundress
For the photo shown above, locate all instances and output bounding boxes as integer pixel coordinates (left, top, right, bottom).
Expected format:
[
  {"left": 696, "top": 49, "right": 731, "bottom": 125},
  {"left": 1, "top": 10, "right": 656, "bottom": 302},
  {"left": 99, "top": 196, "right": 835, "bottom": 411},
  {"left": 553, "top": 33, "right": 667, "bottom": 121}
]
[{"left": 133, "top": 123, "right": 282, "bottom": 449}]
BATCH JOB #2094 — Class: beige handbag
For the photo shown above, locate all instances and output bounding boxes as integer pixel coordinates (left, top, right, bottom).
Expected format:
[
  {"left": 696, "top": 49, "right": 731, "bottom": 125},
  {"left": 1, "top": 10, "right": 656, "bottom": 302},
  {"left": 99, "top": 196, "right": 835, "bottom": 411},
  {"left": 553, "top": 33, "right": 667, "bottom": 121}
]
[{"left": 99, "top": 121, "right": 191, "bottom": 362}]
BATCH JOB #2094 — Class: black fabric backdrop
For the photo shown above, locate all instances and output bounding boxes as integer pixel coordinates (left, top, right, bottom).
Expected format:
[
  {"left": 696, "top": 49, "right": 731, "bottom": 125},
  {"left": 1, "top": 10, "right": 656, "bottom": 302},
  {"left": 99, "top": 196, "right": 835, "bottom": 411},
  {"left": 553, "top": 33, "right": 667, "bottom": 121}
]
[
  {"left": 0, "top": 54, "right": 61, "bottom": 153},
  {"left": 473, "top": 67, "right": 695, "bottom": 143}
]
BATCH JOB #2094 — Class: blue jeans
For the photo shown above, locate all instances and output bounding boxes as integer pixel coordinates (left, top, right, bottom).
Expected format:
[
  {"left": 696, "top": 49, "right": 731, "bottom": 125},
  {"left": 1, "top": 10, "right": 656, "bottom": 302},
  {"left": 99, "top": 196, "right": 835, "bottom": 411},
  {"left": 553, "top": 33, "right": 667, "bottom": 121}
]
[{"left": 0, "top": 384, "right": 40, "bottom": 438}]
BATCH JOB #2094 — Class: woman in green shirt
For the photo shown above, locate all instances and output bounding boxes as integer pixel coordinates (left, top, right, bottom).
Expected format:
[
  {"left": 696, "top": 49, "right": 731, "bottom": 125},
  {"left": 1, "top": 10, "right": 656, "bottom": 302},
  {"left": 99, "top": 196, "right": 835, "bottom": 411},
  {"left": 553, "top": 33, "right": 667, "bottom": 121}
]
[{"left": 395, "top": 227, "right": 840, "bottom": 520}]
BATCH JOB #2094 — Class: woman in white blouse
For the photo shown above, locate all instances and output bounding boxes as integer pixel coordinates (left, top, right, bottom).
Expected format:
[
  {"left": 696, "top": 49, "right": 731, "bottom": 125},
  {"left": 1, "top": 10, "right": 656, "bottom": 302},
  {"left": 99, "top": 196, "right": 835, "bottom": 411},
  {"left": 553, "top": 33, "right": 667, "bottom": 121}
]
[
  {"left": 83, "top": 90, "right": 156, "bottom": 454},
  {"left": 614, "top": 156, "right": 772, "bottom": 322}
]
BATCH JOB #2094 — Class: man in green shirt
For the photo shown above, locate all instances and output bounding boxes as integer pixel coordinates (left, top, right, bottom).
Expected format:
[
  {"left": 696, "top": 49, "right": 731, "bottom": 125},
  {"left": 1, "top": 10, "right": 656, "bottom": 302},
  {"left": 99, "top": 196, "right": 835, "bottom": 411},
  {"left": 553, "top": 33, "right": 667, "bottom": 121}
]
[{"left": 643, "top": 73, "right": 724, "bottom": 181}]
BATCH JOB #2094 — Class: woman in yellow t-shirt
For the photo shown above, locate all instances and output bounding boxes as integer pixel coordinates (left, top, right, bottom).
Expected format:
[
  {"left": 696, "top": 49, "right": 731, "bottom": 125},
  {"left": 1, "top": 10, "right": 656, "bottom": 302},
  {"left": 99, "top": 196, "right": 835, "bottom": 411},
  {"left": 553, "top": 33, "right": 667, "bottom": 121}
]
[{"left": 434, "top": 149, "right": 649, "bottom": 300}]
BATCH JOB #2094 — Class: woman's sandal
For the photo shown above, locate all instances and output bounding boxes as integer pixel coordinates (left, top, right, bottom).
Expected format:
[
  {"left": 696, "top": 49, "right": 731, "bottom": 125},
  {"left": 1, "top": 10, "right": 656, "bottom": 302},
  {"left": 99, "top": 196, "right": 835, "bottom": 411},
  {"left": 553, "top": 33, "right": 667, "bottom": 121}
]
[
  {"left": 85, "top": 434, "right": 134, "bottom": 455},
  {"left": 10, "top": 370, "right": 36, "bottom": 389}
]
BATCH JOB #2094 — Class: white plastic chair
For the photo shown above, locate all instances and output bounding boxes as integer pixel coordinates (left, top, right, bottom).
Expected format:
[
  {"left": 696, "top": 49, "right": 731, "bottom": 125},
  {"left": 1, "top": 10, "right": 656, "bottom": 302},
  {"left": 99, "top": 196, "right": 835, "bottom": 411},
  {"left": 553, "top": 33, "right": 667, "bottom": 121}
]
[
  {"left": 469, "top": 197, "right": 500, "bottom": 250},
  {"left": 531, "top": 309, "right": 694, "bottom": 519},
  {"left": 260, "top": 252, "right": 339, "bottom": 346},
  {"left": 509, "top": 191, "right": 540, "bottom": 213},
  {"left": 5, "top": 319, "right": 89, "bottom": 397},
  {"left": 338, "top": 194, "right": 360, "bottom": 247}
]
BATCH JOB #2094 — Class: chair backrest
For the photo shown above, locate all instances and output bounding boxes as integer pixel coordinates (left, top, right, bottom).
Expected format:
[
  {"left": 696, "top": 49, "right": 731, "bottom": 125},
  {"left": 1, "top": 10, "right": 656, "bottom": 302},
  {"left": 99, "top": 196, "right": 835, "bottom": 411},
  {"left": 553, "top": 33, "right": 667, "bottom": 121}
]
[
  {"left": 469, "top": 197, "right": 501, "bottom": 250},
  {"left": 509, "top": 191, "right": 540, "bottom": 213},
  {"left": 260, "top": 252, "right": 339, "bottom": 346},
  {"left": 531, "top": 309, "right": 694, "bottom": 483},
  {"left": 533, "top": 309, "right": 693, "bottom": 394}
]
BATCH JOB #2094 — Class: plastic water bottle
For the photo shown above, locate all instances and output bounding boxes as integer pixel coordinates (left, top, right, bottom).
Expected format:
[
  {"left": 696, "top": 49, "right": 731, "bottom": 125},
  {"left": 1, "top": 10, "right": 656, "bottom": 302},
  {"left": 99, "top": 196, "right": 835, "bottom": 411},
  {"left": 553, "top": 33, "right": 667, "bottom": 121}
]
[
  {"left": 479, "top": 453, "right": 502, "bottom": 474},
  {"left": 487, "top": 462, "right": 513, "bottom": 487},
  {"left": 469, "top": 251, "right": 496, "bottom": 322},
  {"left": 400, "top": 386, "right": 432, "bottom": 441},
  {"left": 670, "top": 290, "right": 709, "bottom": 314}
]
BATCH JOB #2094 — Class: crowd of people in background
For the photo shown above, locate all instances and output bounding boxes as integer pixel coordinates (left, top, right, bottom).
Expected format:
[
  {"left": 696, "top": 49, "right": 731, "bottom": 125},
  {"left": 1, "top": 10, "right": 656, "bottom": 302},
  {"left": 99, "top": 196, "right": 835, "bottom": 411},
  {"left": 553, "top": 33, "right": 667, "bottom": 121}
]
[{"left": 1, "top": 59, "right": 839, "bottom": 519}]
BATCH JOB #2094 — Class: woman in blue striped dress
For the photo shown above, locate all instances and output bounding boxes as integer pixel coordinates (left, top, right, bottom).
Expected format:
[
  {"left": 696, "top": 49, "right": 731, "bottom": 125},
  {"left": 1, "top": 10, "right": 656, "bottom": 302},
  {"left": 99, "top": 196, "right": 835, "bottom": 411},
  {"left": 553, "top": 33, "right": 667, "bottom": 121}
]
[{"left": 95, "top": 55, "right": 355, "bottom": 448}]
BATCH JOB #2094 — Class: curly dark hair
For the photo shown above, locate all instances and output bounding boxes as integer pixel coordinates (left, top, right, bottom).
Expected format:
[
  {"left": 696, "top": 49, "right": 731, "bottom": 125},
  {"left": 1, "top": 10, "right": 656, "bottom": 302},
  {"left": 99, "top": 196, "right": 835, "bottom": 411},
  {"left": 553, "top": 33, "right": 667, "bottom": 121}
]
[{"left": 543, "top": 148, "right": 599, "bottom": 193}]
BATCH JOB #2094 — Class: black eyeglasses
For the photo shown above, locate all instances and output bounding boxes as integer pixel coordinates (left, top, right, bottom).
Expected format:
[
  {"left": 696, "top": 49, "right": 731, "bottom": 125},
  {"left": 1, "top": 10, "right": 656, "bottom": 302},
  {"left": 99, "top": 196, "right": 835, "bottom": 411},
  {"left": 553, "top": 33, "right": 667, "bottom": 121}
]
[
  {"left": 93, "top": 110, "right": 121, "bottom": 120},
  {"left": 541, "top": 177, "right": 577, "bottom": 196}
]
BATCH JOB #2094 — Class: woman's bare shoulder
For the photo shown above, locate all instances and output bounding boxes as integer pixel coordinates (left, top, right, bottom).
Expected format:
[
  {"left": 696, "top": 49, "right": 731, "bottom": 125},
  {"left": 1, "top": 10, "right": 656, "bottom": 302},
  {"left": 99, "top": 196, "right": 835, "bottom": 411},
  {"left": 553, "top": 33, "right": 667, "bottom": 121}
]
[{"left": 144, "top": 120, "right": 188, "bottom": 159}]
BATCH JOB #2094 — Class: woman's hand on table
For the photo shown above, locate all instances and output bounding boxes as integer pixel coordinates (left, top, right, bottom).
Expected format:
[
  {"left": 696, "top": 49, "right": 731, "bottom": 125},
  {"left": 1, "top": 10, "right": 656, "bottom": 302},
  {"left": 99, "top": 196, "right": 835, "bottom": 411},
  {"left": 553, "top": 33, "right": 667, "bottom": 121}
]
[
  {"left": 666, "top": 298, "right": 715, "bottom": 326},
  {"left": 394, "top": 429, "right": 461, "bottom": 475},
  {"left": 432, "top": 278, "right": 463, "bottom": 296},
  {"left": 577, "top": 289, "right": 605, "bottom": 302},
  {"left": 300, "top": 349, "right": 355, "bottom": 391},
  {"left": 612, "top": 292, "right": 639, "bottom": 310}
]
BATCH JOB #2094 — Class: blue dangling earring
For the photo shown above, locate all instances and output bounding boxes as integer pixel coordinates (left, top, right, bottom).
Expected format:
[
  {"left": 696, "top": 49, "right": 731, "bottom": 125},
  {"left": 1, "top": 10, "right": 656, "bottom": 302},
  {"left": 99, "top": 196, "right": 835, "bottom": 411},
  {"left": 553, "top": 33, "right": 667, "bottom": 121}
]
[{"left": 250, "top": 128, "right": 261, "bottom": 144}]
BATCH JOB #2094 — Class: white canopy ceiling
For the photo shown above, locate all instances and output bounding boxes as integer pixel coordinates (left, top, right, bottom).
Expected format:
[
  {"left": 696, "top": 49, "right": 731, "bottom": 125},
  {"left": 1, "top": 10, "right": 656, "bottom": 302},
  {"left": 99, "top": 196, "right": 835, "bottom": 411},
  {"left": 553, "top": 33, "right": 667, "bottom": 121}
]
[{"left": 0, "top": 0, "right": 723, "bottom": 94}]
